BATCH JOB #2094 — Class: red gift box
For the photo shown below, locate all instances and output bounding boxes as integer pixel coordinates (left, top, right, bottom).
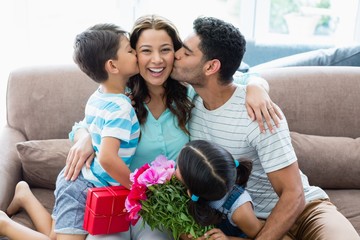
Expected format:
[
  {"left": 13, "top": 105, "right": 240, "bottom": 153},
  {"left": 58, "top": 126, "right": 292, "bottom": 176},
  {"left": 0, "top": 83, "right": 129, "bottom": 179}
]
[{"left": 83, "top": 186, "right": 130, "bottom": 235}]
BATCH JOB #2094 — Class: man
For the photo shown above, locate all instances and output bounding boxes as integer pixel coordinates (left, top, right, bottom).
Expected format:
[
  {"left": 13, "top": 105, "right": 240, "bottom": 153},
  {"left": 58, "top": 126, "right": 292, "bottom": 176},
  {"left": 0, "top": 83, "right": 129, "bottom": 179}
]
[{"left": 170, "top": 16, "right": 359, "bottom": 240}]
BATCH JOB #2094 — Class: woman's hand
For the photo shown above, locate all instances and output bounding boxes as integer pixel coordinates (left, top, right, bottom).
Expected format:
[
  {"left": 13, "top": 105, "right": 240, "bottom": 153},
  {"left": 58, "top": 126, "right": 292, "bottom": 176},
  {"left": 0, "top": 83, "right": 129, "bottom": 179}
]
[
  {"left": 246, "top": 83, "right": 282, "bottom": 134},
  {"left": 64, "top": 131, "right": 94, "bottom": 181}
]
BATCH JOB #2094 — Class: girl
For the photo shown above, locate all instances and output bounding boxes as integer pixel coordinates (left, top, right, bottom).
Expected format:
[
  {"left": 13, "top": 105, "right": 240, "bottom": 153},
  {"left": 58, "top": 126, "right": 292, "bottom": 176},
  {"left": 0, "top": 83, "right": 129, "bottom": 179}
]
[{"left": 175, "top": 140, "right": 262, "bottom": 240}]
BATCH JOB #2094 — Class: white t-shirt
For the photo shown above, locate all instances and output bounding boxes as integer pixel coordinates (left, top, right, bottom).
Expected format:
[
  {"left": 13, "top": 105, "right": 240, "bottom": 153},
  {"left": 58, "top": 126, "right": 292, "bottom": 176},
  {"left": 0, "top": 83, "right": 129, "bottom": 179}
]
[{"left": 189, "top": 85, "right": 328, "bottom": 218}]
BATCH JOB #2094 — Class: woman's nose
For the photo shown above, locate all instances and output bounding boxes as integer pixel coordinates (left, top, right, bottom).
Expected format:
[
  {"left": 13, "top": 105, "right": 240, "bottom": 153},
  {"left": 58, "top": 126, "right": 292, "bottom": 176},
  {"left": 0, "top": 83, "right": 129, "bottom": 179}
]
[{"left": 151, "top": 52, "right": 163, "bottom": 63}]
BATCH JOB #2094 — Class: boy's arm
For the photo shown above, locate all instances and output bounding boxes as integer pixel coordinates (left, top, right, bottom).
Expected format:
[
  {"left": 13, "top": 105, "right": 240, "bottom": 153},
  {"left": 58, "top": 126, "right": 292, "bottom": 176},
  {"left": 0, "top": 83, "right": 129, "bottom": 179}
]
[
  {"left": 234, "top": 72, "right": 282, "bottom": 133},
  {"left": 98, "top": 137, "right": 132, "bottom": 189},
  {"left": 64, "top": 121, "right": 94, "bottom": 181}
]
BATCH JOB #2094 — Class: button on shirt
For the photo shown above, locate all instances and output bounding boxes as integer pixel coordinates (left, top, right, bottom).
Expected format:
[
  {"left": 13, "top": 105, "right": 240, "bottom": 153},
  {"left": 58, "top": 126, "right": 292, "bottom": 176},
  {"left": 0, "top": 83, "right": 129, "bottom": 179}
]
[{"left": 129, "top": 105, "right": 189, "bottom": 172}]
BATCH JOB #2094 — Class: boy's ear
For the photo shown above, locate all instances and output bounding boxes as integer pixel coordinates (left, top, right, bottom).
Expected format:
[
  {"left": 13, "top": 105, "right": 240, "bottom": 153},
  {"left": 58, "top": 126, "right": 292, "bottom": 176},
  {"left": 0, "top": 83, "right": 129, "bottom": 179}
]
[{"left": 104, "top": 59, "right": 119, "bottom": 74}]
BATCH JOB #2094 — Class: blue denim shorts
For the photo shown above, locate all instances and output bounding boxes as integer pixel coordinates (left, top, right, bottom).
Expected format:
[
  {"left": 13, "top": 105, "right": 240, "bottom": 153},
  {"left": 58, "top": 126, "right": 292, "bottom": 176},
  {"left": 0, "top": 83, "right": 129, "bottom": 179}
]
[{"left": 52, "top": 168, "right": 94, "bottom": 235}]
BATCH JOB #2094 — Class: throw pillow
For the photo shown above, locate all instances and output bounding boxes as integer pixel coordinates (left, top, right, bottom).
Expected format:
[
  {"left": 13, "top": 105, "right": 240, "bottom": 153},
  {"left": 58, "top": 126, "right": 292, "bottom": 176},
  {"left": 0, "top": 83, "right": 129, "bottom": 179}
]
[
  {"left": 16, "top": 139, "right": 73, "bottom": 190},
  {"left": 290, "top": 132, "right": 360, "bottom": 189}
]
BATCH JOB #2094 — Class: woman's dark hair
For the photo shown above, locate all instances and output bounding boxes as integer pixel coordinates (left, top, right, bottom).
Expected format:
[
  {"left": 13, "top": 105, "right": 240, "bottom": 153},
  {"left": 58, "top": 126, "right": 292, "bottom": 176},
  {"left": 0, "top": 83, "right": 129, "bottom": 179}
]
[
  {"left": 73, "top": 23, "right": 128, "bottom": 83},
  {"left": 177, "top": 140, "right": 252, "bottom": 226},
  {"left": 128, "top": 15, "right": 193, "bottom": 135}
]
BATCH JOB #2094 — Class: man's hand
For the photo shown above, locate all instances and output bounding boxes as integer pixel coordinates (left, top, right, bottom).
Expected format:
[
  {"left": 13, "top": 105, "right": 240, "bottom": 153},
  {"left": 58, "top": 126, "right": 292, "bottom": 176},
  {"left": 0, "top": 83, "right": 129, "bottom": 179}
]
[
  {"left": 64, "top": 132, "right": 94, "bottom": 181},
  {"left": 246, "top": 83, "right": 282, "bottom": 133}
]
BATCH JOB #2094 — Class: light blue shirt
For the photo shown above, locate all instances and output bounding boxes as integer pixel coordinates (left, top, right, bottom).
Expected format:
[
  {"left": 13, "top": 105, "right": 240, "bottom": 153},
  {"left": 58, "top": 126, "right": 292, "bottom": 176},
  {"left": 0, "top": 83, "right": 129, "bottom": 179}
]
[
  {"left": 77, "top": 88, "right": 140, "bottom": 187},
  {"left": 129, "top": 105, "right": 189, "bottom": 171}
]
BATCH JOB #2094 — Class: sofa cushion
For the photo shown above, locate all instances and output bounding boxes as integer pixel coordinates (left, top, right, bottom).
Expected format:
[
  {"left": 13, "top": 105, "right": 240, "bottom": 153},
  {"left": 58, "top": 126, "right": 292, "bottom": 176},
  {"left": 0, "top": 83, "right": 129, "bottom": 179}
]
[
  {"left": 291, "top": 132, "right": 360, "bottom": 189},
  {"left": 16, "top": 139, "right": 72, "bottom": 189}
]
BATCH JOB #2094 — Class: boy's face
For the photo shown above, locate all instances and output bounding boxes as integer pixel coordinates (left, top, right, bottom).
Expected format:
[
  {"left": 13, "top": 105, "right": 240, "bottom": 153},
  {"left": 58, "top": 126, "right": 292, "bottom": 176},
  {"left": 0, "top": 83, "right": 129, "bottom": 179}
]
[{"left": 114, "top": 37, "right": 139, "bottom": 79}]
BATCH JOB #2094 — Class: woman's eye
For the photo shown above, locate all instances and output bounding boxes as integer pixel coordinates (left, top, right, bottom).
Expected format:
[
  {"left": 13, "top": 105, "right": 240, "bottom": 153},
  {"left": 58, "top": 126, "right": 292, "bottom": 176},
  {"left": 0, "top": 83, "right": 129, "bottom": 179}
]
[
  {"left": 162, "top": 48, "right": 172, "bottom": 53},
  {"left": 141, "top": 49, "right": 151, "bottom": 53}
]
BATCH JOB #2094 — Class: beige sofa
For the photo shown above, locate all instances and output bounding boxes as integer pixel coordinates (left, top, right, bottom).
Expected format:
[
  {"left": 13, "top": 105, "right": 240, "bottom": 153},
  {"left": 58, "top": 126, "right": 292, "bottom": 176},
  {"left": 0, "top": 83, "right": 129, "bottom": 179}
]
[{"left": 0, "top": 65, "right": 359, "bottom": 237}]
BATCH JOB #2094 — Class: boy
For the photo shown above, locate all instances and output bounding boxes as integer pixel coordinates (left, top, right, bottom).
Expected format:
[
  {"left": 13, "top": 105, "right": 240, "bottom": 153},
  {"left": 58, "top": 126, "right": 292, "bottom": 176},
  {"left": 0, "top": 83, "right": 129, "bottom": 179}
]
[
  {"left": 0, "top": 23, "right": 140, "bottom": 240},
  {"left": 53, "top": 23, "right": 140, "bottom": 239}
]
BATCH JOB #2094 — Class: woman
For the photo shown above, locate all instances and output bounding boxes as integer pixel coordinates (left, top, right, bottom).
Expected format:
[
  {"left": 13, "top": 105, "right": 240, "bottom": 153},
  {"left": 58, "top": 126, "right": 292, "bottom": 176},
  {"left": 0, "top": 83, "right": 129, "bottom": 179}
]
[{"left": 69, "top": 14, "right": 281, "bottom": 240}]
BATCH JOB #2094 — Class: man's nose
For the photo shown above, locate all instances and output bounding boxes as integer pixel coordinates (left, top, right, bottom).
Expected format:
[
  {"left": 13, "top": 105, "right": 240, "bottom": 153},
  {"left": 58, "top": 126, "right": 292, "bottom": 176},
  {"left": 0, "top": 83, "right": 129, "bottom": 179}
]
[{"left": 174, "top": 49, "right": 181, "bottom": 60}]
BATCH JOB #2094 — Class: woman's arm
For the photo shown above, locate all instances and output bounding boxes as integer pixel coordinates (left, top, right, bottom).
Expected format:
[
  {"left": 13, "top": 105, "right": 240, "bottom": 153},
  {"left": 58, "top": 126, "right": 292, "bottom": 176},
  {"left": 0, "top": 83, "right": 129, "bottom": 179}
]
[
  {"left": 234, "top": 72, "right": 282, "bottom": 133},
  {"left": 64, "top": 121, "right": 94, "bottom": 181}
]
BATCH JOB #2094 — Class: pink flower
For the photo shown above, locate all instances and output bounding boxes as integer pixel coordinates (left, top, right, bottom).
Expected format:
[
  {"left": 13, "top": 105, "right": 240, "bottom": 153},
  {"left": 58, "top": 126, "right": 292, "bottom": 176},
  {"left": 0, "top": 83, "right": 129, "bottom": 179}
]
[
  {"left": 125, "top": 155, "right": 177, "bottom": 221},
  {"left": 127, "top": 184, "right": 147, "bottom": 202},
  {"left": 151, "top": 155, "right": 176, "bottom": 169},
  {"left": 150, "top": 155, "right": 176, "bottom": 181},
  {"left": 130, "top": 163, "right": 150, "bottom": 184},
  {"left": 125, "top": 201, "right": 141, "bottom": 225},
  {"left": 137, "top": 167, "right": 168, "bottom": 186}
]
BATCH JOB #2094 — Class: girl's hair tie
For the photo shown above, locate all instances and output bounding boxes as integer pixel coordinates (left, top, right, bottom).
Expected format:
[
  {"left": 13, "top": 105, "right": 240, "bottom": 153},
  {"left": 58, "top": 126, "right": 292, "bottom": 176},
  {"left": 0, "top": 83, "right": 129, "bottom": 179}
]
[
  {"left": 234, "top": 159, "right": 240, "bottom": 167},
  {"left": 191, "top": 194, "right": 199, "bottom": 202}
]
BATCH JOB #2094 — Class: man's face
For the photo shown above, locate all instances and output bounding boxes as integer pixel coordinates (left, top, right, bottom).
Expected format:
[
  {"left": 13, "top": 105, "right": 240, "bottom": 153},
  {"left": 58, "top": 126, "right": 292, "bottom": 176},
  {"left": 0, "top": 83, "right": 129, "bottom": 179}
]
[{"left": 171, "top": 32, "right": 206, "bottom": 86}]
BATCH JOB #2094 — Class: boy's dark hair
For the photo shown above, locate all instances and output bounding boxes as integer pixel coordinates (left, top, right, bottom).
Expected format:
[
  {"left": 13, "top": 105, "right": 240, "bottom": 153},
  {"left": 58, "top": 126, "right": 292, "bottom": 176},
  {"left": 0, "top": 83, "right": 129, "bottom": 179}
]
[
  {"left": 193, "top": 17, "right": 246, "bottom": 84},
  {"left": 73, "top": 23, "right": 128, "bottom": 83},
  {"left": 177, "top": 140, "right": 252, "bottom": 226}
]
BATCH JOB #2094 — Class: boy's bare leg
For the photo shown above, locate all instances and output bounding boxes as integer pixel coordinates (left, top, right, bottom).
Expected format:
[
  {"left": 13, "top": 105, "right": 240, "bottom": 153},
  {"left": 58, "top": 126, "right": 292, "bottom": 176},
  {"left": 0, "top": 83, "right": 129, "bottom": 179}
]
[
  {"left": 0, "top": 210, "right": 50, "bottom": 240},
  {"left": 57, "top": 233, "right": 87, "bottom": 240},
  {"left": 6, "top": 181, "right": 53, "bottom": 236}
]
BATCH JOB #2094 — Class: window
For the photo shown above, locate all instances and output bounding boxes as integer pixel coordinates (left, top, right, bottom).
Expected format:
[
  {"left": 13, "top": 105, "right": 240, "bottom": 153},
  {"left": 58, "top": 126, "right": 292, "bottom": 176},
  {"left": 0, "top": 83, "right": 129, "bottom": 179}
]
[{"left": 1, "top": 0, "right": 359, "bottom": 126}]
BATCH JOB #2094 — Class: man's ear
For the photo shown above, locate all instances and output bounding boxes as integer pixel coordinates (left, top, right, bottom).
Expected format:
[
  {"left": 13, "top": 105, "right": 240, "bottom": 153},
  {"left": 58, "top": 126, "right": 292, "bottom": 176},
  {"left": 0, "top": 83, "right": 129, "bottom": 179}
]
[
  {"left": 204, "top": 59, "right": 221, "bottom": 76},
  {"left": 104, "top": 59, "right": 119, "bottom": 74}
]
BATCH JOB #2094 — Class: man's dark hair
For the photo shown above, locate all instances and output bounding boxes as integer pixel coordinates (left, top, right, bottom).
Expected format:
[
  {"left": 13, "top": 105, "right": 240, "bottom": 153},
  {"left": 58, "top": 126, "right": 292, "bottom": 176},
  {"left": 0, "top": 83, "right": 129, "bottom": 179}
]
[
  {"left": 193, "top": 17, "right": 246, "bottom": 84},
  {"left": 73, "top": 23, "right": 128, "bottom": 83}
]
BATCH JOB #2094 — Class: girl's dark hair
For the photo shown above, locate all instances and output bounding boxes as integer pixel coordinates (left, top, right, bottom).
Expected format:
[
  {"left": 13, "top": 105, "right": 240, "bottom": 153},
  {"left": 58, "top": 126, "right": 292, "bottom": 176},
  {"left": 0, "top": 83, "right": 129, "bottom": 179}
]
[
  {"left": 73, "top": 23, "right": 128, "bottom": 83},
  {"left": 127, "top": 15, "right": 193, "bottom": 135},
  {"left": 177, "top": 140, "right": 252, "bottom": 226}
]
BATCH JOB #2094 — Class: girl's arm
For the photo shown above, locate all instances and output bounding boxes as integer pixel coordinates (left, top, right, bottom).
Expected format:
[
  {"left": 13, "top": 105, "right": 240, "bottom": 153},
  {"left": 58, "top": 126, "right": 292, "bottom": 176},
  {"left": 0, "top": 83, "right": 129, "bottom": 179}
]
[{"left": 231, "top": 201, "right": 264, "bottom": 239}]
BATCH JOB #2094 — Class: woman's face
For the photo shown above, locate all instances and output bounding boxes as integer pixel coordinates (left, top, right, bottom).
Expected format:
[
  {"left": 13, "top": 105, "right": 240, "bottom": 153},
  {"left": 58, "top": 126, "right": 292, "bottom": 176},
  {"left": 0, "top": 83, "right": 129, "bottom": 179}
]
[{"left": 135, "top": 29, "right": 175, "bottom": 87}]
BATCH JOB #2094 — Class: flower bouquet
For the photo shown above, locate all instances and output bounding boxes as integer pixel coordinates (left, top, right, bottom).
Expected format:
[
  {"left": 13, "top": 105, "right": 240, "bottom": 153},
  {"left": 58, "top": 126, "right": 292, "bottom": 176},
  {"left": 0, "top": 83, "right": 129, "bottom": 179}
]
[{"left": 125, "top": 155, "right": 212, "bottom": 239}]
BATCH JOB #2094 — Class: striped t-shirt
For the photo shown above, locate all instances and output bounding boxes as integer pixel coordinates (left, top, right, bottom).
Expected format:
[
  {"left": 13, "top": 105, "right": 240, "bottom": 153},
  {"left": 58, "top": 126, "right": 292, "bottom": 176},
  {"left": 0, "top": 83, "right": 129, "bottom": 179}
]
[
  {"left": 81, "top": 88, "right": 140, "bottom": 187},
  {"left": 189, "top": 85, "right": 328, "bottom": 219}
]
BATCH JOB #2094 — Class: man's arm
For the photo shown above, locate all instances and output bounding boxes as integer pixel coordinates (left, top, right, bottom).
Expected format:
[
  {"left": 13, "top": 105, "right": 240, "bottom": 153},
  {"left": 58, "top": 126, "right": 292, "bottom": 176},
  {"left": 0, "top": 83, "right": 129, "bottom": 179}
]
[{"left": 255, "top": 162, "right": 305, "bottom": 240}]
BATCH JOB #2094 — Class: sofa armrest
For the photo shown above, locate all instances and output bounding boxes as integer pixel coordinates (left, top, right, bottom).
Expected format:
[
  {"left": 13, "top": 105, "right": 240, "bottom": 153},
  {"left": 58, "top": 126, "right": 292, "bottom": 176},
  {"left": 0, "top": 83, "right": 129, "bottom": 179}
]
[{"left": 0, "top": 126, "right": 26, "bottom": 210}]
